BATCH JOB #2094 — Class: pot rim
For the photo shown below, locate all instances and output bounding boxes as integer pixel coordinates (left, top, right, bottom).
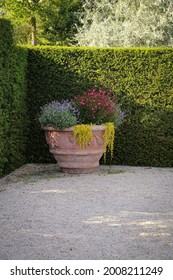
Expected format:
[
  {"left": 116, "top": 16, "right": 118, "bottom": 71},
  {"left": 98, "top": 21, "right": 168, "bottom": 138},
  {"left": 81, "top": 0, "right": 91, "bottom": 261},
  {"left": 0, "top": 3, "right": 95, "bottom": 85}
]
[{"left": 43, "top": 124, "right": 106, "bottom": 131}]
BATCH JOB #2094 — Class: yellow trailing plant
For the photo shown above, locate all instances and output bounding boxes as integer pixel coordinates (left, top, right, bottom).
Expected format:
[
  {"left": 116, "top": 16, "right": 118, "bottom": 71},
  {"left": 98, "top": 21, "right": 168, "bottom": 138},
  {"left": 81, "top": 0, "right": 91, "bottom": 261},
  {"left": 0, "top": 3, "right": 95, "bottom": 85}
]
[
  {"left": 73, "top": 122, "right": 115, "bottom": 162},
  {"left": 73, "top": 124, "right": 93, "bottom": 148},
  {"left": 103, "top": 122, "right": 115, "bottom": 161}
]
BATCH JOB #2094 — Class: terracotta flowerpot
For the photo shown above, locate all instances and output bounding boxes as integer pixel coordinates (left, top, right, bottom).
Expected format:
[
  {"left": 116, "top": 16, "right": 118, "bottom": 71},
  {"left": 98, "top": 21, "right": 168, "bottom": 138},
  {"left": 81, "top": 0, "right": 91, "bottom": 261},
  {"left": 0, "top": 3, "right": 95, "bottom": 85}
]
[{"left": 44, "top": 125, "right": 105, "bottom": 173}]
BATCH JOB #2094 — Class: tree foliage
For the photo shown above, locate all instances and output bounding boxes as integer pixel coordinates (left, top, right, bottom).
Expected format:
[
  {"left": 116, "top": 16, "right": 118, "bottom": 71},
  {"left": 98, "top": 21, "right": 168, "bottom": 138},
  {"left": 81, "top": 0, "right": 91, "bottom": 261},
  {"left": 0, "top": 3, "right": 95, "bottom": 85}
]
[
  {"left": 1, "top": 0, "right": 52, "bottom": 45},
  {"left": 75, "top": 0, "right": 173, "bottom": 47},
  {"left": 1, "top": 0, "right": 82, "bottom": 45},
  {"left": 42, "top": 0, "right": 83, "bottom": 45}
]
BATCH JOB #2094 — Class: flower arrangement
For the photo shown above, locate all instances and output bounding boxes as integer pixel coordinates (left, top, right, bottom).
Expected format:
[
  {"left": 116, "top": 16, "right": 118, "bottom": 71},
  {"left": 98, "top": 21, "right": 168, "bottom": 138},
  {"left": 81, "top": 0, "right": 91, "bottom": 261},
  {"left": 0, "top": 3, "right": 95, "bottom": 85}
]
[
  {"left": 39, "top": 88, "right": 125, "bottom": 161},
  {"left": 72, "top": 88, "right": 124, "bottom": 160}
]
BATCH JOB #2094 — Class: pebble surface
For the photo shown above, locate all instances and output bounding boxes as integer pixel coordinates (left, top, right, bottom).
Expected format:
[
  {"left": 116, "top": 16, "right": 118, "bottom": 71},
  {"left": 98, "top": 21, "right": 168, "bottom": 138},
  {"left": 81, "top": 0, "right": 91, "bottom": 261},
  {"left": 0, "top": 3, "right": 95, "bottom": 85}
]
[{"left": 0, "top": 164, "right": 173, "bottom": 260}]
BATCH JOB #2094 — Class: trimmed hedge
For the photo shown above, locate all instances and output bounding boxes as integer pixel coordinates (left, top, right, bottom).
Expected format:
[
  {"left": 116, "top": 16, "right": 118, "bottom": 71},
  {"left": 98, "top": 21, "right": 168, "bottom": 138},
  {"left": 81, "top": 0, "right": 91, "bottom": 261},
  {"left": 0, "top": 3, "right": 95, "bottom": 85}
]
[
  {"left": 1, "top": 21, "right": 173, "bottom": 174},
  {"left": 27, "top": 46, "right": 173, "bottom": 167},
  {"left": 0, "top": 19, "right": 28, "bottom": 176}
]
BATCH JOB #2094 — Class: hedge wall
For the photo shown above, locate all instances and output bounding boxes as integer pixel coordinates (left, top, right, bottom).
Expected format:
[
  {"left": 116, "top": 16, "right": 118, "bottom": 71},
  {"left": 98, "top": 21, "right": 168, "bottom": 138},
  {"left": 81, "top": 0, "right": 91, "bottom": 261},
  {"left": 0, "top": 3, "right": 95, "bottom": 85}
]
[
  {"left": 1, "top": 21, "right": 172, "bottom": 176},
  {"left": 0, "top": 19, "right": 28, "bottom": 176},
  {"left": 27, "top": 46, "right": 173, "bottom": 167}
]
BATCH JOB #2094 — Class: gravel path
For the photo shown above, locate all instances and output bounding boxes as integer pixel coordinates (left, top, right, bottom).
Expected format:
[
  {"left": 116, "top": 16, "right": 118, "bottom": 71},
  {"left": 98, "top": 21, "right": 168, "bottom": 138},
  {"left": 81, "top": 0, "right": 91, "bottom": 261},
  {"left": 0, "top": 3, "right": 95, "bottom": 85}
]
[{"left": 0, "top": 164, "right": 173, "bottom": 260}]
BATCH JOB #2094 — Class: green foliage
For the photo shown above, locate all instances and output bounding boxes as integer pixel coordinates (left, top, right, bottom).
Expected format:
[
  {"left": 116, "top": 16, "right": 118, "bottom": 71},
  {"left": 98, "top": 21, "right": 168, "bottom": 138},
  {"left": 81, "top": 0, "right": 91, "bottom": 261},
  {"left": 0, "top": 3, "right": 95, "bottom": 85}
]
[
  {"left": 2, "top": 0, "right": 82, "bottom": 45},
  {"left": 114, "top": 109, "right": 173, "bottom": 167},
  {"left": 0, "top": 19, "right": 172, "bottom": 174},
  {"left": 26, "top": 46, "right": 173, "bottom": 167},
  {"left": 0, "top": 18, "right": 14, "bottom": 176},
  {"left": 2, "top": 0, "right": 57, "bottom": 45},
  {"left": 42, "top": 0, "right": 83, "bottom": 45},
  {"left": 0, "top": 18, "right": 28, "bottom": 177}
]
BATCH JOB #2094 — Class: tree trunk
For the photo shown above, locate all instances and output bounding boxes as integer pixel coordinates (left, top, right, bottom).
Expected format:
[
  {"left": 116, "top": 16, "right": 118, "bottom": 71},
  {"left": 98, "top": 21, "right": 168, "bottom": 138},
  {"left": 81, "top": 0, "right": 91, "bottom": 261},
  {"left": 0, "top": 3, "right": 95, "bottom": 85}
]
[{"left": 31, "top": 16, "right": 37, "bottom": 46}]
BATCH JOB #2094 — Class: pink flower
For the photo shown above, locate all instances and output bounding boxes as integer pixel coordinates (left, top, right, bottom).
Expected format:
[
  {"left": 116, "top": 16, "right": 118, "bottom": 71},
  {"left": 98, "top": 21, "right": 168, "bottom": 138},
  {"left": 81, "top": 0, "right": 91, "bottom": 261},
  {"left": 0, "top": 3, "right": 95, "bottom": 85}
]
[{"left": 73, "top": 87, "right": 122, "bottom": 125}]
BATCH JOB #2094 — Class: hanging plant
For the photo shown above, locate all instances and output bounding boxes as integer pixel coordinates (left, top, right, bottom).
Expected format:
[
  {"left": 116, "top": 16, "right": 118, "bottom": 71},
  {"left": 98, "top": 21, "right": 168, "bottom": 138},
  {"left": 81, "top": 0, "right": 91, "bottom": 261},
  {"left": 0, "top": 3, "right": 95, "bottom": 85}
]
[
  {"left": 73, "top": 122, "right": 115, "bottom": 161},
  {"left": 103, "top": 122, "right": 115, "bottom": 162},
  {"left": 73, "top": 124, "right": 93, "bottom": 148}
]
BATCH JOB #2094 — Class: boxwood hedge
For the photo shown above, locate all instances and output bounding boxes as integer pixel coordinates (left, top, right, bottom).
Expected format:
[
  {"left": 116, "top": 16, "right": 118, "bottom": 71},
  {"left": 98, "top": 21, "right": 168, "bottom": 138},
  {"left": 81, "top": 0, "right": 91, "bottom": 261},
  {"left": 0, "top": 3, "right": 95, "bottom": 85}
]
[
  {"left": 0, "top": 20, "right": 172, "bottom": 176},
  {"left": 0, "top": 19, "right": 28, "bottom": 176},
  {"left": 26, "top": 46, "right": 173, "bottom": 167}
]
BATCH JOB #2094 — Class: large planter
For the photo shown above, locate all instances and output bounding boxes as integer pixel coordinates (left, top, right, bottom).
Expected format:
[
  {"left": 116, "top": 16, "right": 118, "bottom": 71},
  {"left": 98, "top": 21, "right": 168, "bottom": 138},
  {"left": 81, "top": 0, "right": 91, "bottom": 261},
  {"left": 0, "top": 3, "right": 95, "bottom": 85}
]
[{"left": 44, "top": 125, "right": 105, "bottom": 173}]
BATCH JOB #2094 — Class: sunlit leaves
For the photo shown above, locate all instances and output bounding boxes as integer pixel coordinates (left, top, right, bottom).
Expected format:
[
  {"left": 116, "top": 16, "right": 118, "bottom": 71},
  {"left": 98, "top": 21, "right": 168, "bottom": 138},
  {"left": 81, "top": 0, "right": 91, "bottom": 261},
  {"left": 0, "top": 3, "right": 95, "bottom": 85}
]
[{"left": 75, "top": 0, "right": 173, "bottom": 47}]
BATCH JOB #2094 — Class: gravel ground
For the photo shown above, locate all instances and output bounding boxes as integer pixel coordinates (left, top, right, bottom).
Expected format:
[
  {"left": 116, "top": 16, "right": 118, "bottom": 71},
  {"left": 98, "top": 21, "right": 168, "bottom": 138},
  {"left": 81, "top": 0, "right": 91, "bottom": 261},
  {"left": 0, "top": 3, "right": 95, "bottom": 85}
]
[{"left": 0, "top": 164, "right": 173, "bottom": 260}]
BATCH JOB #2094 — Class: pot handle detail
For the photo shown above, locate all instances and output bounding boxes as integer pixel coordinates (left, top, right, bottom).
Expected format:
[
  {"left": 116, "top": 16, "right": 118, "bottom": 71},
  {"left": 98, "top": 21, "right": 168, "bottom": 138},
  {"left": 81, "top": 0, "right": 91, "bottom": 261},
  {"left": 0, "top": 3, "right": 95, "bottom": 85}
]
[{"left": 45, "top": 131, "right": 60, "bottom": 149}]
